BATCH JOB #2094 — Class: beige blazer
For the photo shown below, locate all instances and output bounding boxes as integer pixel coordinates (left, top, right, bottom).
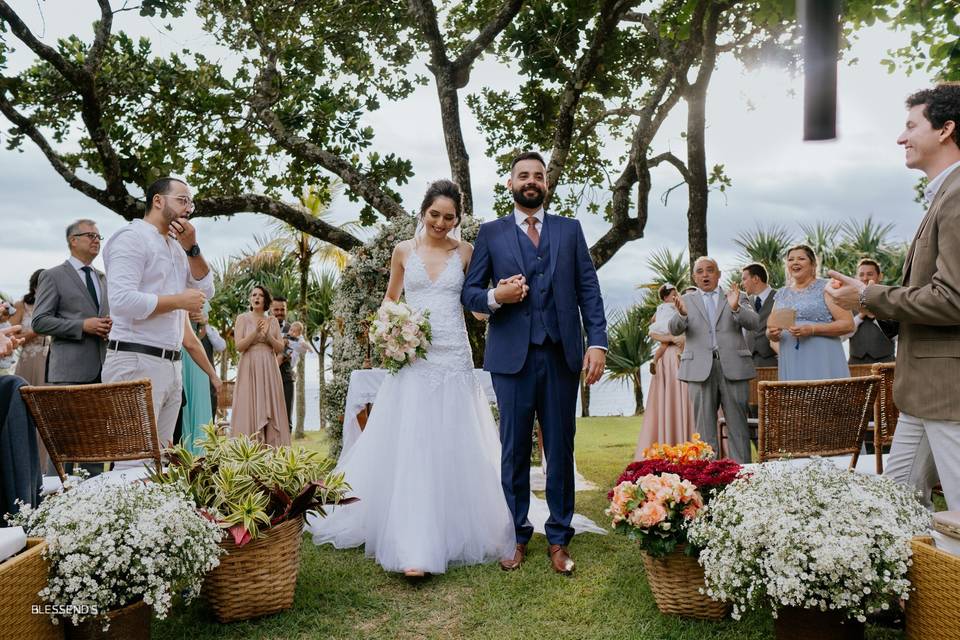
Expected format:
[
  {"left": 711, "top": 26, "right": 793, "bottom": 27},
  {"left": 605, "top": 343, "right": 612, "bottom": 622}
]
[
  {"left": 669, "top": 289, "right": 760, "bottom": 383},
  {"left": 866, "top": 166, "right": 960, "bottom": 421}
]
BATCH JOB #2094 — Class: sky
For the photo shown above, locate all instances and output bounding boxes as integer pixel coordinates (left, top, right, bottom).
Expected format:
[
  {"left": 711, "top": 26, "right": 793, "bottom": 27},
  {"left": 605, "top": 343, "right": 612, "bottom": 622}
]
[{"left": 0, "top": 2, "right": 935, "bottom": 314}]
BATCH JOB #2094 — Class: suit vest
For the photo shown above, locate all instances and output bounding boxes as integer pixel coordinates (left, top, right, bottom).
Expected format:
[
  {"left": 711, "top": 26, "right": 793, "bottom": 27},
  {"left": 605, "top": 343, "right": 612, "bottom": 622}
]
[{"left": 516, "top": 223, "right": 561, "bottom": 345}]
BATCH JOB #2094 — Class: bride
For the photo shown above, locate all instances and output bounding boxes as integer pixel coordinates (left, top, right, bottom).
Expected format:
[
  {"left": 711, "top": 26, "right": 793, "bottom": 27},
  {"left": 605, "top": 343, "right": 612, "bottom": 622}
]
[{"left": 307, "top": 179, "right": 516, "bottom": 576}]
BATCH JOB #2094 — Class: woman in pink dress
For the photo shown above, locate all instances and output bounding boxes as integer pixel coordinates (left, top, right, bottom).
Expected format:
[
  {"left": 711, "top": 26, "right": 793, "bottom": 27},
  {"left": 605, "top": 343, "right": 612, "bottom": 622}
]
[
  {"left": 231, "top": 285, "right": 290, "bottom": 447},
  {"left": 634, "top": 284, "right": 697, "bottom": 458}
]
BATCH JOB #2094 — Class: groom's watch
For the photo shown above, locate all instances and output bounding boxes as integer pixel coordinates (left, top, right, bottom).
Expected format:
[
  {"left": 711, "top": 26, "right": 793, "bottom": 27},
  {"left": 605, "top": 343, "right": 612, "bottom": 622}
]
[{"left": 186, "top": 244, "right": 201, "bottom": 258}]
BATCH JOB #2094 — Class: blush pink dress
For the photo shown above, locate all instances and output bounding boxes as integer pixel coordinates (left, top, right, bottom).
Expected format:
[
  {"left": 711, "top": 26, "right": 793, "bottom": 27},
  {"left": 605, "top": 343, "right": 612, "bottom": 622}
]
[
  {"left": 230, "top": 312, "right": 290, "bottom": 447},
  {"left": 634, "top": 342, "right": 697, "bottom": 458}
]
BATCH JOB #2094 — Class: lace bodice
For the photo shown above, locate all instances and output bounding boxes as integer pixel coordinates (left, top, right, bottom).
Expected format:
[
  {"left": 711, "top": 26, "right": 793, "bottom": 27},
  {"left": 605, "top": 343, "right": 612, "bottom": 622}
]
[
  {"left": 18, "top": 304, "right": 47, "bottom": 358},
  {"left": 402, "top": 250, "right": 474, "bottom": 378},
  {"left": 774, "top": 278, "right": 833, "bottom": 324}
]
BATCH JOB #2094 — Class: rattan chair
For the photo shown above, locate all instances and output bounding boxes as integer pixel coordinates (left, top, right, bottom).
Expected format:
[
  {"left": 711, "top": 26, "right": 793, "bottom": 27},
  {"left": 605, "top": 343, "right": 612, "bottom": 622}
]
[
  {"left": 757, "top": 376, "right": 880, "bottom": 463},
  {"left": 19, "top": 379, "right": 162, "bottom": 482},
  {"left": 849, "top": 362, "right": 897, "bottom": 474},
  {"left": 748, "top": 366, "right": 779, "bottom": 408},
  {"left": 847, "top": 363, "right": 875, "bottom": 378}
]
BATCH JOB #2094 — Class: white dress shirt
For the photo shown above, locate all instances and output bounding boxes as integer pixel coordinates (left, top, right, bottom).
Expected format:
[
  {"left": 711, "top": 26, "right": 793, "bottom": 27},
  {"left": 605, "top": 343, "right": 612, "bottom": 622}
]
[
  {"left": 755, "top": 285, "right": 773, "bottom": 307},
  {"left": 205, "top": 325, "right": 227, "bottom": 353},
  {"left": 104, "top": 219, "right": 214, "bottom": 350},
  {"left": 924, "top": 159, "right": 960, "bottom": 204},
  {"left": 67, "top": 255, "right": 103, "bottom": 304}
]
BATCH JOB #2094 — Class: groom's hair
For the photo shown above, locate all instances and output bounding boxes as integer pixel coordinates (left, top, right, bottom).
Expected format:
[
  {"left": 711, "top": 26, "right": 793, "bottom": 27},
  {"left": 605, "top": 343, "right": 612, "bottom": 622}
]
[{"left": 510, "top": 151, "right": 546, "bottom": 172}]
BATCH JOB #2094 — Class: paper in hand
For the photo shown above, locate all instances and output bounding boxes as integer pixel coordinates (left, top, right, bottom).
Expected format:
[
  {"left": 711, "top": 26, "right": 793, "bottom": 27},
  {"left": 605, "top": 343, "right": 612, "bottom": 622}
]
[{"left": 767, "top": 307, "right": 797, "bottom": 329}]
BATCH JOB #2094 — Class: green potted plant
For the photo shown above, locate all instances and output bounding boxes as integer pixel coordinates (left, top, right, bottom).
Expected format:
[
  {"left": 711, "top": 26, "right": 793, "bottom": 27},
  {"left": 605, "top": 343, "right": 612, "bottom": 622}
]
[
  {"left": 148, "top": 423, "right": 356, "bottom": 623},
  {"left": 9, "top": 482, "right": 223, "bottom": 639},
  {"left": 687, "top": 459, "right": 930, "bottom": 639}
]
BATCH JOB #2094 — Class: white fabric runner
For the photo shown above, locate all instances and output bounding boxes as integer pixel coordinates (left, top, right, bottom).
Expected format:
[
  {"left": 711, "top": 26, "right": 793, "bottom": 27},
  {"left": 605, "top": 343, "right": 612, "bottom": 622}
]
[{"left": 0, "top": 526, "right": 26, "bottom": 563}]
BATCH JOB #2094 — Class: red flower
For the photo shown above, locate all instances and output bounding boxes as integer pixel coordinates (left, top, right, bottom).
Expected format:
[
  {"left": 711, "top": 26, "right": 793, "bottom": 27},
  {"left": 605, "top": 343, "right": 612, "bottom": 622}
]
[{"left": 608, "top": 458, "right": 742, "bottom": 501}]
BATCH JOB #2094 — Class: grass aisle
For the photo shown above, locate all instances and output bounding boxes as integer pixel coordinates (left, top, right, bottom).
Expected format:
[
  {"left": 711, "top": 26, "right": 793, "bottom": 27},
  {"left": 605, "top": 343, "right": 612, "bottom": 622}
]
[{"left": 154, "top": 417, "right": 904, "bottom": 640}]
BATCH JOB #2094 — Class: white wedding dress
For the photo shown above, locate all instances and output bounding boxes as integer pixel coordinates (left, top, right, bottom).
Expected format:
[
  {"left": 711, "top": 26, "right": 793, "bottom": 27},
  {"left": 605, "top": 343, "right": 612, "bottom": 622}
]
[{"left": 306, "top": 250, "right": 516, "bottom": 573}]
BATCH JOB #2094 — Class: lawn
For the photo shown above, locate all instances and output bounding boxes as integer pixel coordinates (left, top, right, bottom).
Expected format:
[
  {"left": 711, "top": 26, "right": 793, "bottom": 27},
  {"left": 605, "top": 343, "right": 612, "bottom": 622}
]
[{"left": 153, "top": 417, "right": 905, "bottom": 640}]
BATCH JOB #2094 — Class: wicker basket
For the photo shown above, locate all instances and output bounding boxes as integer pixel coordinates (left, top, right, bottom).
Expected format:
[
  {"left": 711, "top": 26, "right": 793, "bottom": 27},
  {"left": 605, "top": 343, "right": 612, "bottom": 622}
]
[
  {"left": 203, "top": 516, "right": 304, "bottom": 623},
  {"left": 641, "top": 546, "right": 729, "bottom": 620},
  {"left": 64, "top": 599, "right": 150, "bottom": 640},
  {"left": 906, "top": 536, "right": 960, "bottom": 640},
  {"left": 773, "top": 606, "right": 864, "bottom": 640},
  {"left": 0, "top": 538, "right": 63, "bottom": 640}
]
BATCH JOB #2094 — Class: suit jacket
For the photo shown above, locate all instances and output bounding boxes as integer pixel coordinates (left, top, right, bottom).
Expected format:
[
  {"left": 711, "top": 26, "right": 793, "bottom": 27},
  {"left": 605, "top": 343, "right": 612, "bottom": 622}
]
[
  {"left": 748, "top": 289, "right": 778, "bottom": 367},
  {"left": 669, "top": 289, "right": 759, "bottom": 383},
  {"left": 865, "top": 166, "right": 960, "bottom": 421},
  {"left": 0, "top": 375, "right": 42, "bottom": 521},
  {"left": 31, "top": 260, "right": 109, "bottom": 384},
  {"left": 848, "top": 317, "right": 898, "bottom": 362},
  {"left": 461, "top": 214, "right": 607, "bottom": 375}
]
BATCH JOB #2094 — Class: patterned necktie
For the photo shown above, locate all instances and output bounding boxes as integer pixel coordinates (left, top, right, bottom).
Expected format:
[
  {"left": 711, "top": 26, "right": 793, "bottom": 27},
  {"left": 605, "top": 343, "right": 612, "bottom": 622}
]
[
  {"left": 754, "top": 295, "right": 763, "bottom": 313},
  {"left": 525, "top": 216, "right": 540, "bottom": 248},
  {"left": 81, "top": 266, "right": 99, "bottom": 310}
]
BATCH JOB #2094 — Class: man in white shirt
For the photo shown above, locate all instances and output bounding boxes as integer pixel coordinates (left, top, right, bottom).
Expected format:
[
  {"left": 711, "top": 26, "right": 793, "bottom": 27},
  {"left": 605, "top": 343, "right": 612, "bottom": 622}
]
[{"left": 102, "top": 177, "right": 213, "bottom": 454}]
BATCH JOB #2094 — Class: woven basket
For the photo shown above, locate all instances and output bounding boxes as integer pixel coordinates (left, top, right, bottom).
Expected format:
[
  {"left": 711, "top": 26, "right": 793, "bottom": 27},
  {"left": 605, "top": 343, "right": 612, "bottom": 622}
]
[
  {"left": 203, "top": 516, "right": 304, "bottom": 623},
  {"left": 906, "top": 536, "right": 960, "bottom": 640},
  {"left": 641, "top": 546, "right": 729, "bottom": 620},
  {"left": 64, "top": 599, "right": 150, "bottom": 640},
  {"left": 0, "top": 538, "right": 63, "bottom": 640},
  {"left": 773, "top": 606, "right": 864, "bottom": 640}
]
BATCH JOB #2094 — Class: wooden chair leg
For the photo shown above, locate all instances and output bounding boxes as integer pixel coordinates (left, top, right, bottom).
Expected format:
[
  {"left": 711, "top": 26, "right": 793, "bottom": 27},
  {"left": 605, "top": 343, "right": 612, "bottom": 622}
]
[{"left": 875, "top": 430, "right": 884, "bottom": 475}]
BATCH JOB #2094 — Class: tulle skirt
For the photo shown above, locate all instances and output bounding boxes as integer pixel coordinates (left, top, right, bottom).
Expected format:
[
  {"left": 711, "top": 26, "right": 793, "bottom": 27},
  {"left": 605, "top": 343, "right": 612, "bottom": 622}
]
[{"left": 306, "top": 364, "right": 516, "bottom": 574}]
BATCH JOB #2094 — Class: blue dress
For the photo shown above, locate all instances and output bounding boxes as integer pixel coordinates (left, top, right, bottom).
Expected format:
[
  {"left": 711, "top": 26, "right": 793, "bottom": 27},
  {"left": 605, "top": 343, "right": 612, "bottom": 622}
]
[
  {"left": 180, "top": 348, "right": 213, "bottom": 454},
  {"left": 774, "top": 278, "right": 849, "bottom": 381}
]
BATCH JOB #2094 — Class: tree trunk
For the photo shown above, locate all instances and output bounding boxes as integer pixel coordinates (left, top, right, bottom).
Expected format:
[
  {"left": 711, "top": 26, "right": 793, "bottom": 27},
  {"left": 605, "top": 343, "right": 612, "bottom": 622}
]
[
  {"left": 580, "top": 373, "right": 591, "bottom": 418},
  {"left": 318, "top": 329, "right": 328, "bottom": 430},
  {"left": 296, "top": 355, "right": 306, "bottom": 435},
  {"left": 686, "top": 85, "right": 709, "bottom": 266},
  {"left": 633, "top": 371, "right": 645, "bottom": 416},
  {"left": 434, "top": 67, "right": 473, "bottom": 216}
]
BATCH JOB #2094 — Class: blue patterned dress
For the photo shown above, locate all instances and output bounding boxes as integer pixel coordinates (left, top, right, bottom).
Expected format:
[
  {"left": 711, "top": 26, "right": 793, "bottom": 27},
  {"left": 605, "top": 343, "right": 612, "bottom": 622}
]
[{"left": 773, "top": 278, "right": 849, "bottom": 381}]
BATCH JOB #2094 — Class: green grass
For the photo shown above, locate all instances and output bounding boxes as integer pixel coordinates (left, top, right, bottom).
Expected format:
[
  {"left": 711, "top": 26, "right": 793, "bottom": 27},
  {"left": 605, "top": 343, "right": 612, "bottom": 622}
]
[{"left": 153, "top": 417, "right": 905, "bottom": 640}]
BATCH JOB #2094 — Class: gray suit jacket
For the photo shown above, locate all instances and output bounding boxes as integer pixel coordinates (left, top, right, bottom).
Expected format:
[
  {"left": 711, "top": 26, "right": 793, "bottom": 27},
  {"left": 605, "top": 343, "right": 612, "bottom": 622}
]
[
  {"left": 747, "top": 289, "right": 778, "bottom": 367},
  {"left": 31, "top": 260, "right": 109, "bottom": 383},
  {"left": 670, "top": 289, "right": 760, "bottom": 383}
]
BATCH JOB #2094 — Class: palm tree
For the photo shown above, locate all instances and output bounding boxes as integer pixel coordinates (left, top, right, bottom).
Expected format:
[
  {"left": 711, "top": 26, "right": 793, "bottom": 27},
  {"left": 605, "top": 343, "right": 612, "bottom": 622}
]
[
  {"left": 800, "top": 221, "right": 842, "bottom": 277},
  {"left": 733, "top": 225, "right": 794, "bottom": 289},
  {"left": 836, "top": 217, "right": 905, "bottom": 285},
  {"left": 636, "top": 248, "right": 691, "bottom": 327},
  {"left": 605, "top": 306, "right": 654, "bottom": 416}
]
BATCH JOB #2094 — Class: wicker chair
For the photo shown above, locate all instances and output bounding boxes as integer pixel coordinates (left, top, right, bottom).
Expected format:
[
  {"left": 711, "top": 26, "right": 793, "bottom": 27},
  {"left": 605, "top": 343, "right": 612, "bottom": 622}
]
[
  {"left": 19, "top": 379, "right": 162, "bottom": 482},
  {"left": 849, "top": 362, "right": 897, "bottom": 474},
  {"left": 748, "top": 366, "right": 779, "bottom": 408},
  {"left": 847, "top": 363, "right": 875, "bottom": 378},
  {"left": 757, "top": 376, "right": 880, "bottom": 463}
]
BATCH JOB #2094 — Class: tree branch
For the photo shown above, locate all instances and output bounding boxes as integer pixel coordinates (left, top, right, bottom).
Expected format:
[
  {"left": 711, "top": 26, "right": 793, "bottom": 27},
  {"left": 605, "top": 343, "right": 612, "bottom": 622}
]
[
  {"left": 649, "top": 151, "right": 692, "bottom": 184},
  {"left": 0, "top": 1, "right": 80, "bottom": 83},
  {"left": 87, "top": 0, "right": 114, "bottom": 73},
  {"left": 406, "top": 0, "right": 450, "bottom": 72},
  {"left": 450, "top": 0, "right": 524, "bottom": 74}
]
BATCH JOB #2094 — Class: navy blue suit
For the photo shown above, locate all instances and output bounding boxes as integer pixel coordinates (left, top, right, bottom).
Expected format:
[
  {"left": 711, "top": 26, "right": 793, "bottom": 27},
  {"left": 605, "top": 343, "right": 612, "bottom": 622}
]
[{"left": 462, "top": 213, "right": 607, "bottom": 545}]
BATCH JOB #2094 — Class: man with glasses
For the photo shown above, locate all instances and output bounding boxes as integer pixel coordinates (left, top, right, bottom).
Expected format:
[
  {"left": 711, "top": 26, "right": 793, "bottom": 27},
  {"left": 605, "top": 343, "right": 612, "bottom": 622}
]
[
  {"left": 102, "top": 177, "right": 214, "bottom": 463},
  {"left": 33, "top": 219, "right": 112, "bottom": 385}
]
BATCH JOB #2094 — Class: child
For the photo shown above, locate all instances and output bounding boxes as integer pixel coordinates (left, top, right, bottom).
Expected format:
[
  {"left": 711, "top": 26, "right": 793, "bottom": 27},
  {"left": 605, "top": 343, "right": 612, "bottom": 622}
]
[
  {"left": 279, "top": 321, "right": 309, "bottom": 369},
  {"left": 647, "top": 284, "right": 684, "bottom": 370}
]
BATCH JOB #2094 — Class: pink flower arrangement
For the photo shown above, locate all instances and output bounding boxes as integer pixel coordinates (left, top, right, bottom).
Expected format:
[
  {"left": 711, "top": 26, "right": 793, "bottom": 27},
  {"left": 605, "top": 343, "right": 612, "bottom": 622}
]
[{"left": 369, "top": 301, "right": 432, "bottom": 374}]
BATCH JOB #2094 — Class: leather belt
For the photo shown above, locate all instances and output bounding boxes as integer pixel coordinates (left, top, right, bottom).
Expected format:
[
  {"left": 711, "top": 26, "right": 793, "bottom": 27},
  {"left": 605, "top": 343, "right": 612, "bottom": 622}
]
[{"left": 108, "top": 340, "right": 182, "bottom": 362}]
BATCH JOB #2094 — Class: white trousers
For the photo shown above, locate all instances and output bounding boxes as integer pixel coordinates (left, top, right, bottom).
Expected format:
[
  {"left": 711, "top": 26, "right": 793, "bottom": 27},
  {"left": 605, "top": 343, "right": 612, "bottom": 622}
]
[
  {"left": 883, "top": 411, "right": 960, "bottom": 510},
  {"left": 102, "top": 350, "right": 182, "bottom": 470}
]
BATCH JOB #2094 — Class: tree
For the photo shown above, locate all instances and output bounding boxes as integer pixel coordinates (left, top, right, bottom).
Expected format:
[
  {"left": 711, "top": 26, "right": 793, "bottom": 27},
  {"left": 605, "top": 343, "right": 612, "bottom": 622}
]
[
  {"left": 605, "top": 305, "right": 653, "bottom": 416},
  {"left": 733, "top": 224, "right": 794, "bottom": 289},
  {"left": 304, "top": 269, "right": 339, "bottom": 431}
]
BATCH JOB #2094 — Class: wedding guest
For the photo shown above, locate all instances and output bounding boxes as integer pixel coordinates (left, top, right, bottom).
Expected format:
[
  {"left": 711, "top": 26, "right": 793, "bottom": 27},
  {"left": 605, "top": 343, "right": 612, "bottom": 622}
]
[
  {"left": 270, "top": 296, "right": 295, "bottom": 427},
  {"left": 670, "top": 257, "right": 759, "bottom": 463},
  {"left": 847, "top": 258, "right": 898, "bottom": 365},
  {"left": 102, "top": 177, "right": 212, "bottom": 461},
  {"left": 32, "top": 219, "right": 110, "bottom": 384},
  {"left": 195, "top": 309, "right": 227, "bottom": 417},
  {"left": 280, "top": 321, "right": 309, "bottom": 371},
  {"left": 0, "top": 325, "right": 22, "bottom": 360},
  {"left": 0, "top": 300, "right": 15, "bottom": 374},
  {"left": 179, "top": 315, "right": 222, "bottom": 453},
  {"left": 232, "top": 285, "right": 289, "bottom": 446},
  {"left": 10, "top": 270, "right": 48, "bottom": 386},
  {"left": 635, "top": 284, "right": 695, "bottom": 456},
  {"left": 827, "top": 84, "right": 960, "bottom": 509},
  {"left": 766, "top": 246, "right": 853, "bottom": 381},
  {"left": 740, "top": 263, "right": 778, "bottom": 367}
]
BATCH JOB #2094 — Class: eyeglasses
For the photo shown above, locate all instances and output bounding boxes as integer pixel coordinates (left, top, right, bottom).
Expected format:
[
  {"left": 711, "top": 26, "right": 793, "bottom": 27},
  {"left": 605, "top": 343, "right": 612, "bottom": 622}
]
[
  {"left": 164, "top": 194, "right": 195, "bottom": 208},
  {"left": 71, "top": 232, "right": 103, "bottom": 241}
]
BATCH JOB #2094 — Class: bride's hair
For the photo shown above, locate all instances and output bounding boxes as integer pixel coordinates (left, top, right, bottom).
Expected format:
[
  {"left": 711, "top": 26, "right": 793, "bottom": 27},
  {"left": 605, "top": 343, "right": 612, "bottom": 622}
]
[{"left": 419, "top": 179, "right": 463, "bottom": 226}]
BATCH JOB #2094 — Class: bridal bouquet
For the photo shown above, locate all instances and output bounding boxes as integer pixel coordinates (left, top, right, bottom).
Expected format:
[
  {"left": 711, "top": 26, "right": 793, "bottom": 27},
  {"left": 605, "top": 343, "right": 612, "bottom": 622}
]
[
  {"left": 369, "top": 301, "right": 432, "bottom": 374},
  {"left": 687, "top": 459, "right": 929, "bottom": 621}
]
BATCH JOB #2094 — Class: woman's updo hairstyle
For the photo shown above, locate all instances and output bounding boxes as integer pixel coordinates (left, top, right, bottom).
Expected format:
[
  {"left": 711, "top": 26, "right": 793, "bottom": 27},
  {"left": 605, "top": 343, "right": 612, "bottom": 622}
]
[{"left": 419, "top": 179, "right": 463, "bottom": 226}]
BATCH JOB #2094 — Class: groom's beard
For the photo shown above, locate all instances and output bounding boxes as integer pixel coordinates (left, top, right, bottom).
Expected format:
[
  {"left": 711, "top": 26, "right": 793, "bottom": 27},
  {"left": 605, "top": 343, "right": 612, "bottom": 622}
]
[{"left": 512, "top": 185, "right": 545, "bottom": 209}]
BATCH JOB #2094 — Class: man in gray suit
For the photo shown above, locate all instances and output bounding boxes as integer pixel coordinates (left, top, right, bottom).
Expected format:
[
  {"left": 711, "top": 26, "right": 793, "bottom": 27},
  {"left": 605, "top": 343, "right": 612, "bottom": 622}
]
[
  {"left": 847, "top": 258, "right": 898, "bottom": 365},
  {"left": 32, "top": 219, "right": 111, "bottom": 384},
  {"left": 670, "top": 257, "right": 759, "bottom": 463},
  {"left": 740, "top": 263, "right": 778, "bottom": 367}
]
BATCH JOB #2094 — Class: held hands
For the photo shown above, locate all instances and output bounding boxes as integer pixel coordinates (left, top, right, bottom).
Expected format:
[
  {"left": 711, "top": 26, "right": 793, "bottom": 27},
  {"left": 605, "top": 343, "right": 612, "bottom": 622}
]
[
  {"left": 168, "top": 216, "right": 198, "bottom": 251},
  {"left": 582, "top": 347, "right": 606, "bottom": 385},
  {"left": 493, "top": 274, "right": 529, "bottom": 304},
  {"left": 726, "top": 282, "right": 742, "bottom": 311},
  {"left": 0, "top": 325, "right": 23, "bottom": 358},
  {"left": 82, "top": 316, "right": 112, "bottom": 339}
]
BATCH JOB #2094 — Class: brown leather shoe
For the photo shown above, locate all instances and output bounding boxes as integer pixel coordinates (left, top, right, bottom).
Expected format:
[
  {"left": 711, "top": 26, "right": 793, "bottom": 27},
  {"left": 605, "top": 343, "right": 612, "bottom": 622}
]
[
  {"left": 548, "top": 544, "right": 574, "bottom": 575},
  {"left": 500, "top": 543, "right": 527, "bottom": 571}
]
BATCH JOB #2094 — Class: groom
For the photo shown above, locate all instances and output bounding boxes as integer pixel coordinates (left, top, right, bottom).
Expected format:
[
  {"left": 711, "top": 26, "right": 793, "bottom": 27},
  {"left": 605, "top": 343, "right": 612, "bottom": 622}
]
[{"left": 463, "top": 151, "right": 607, "bottom": 575}]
